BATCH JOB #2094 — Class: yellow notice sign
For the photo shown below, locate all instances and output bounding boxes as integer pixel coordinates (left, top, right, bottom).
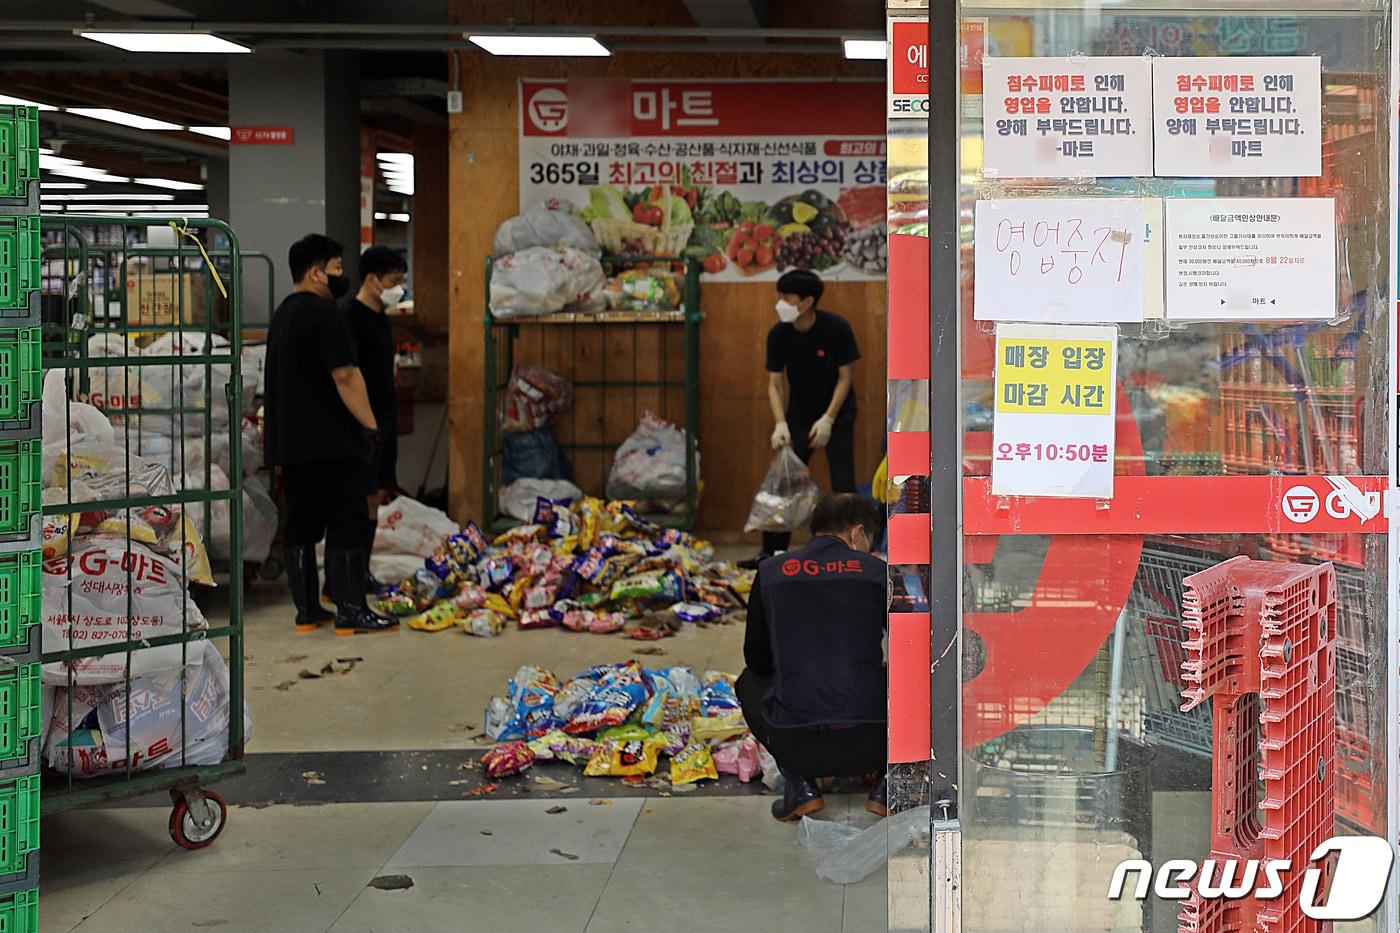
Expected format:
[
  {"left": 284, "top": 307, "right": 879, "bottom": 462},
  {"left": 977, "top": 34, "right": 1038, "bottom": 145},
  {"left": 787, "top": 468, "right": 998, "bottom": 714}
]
[
  {"left": 996, "top": 337, "right": 1113, "bottom": 415},
  {"left": 993, "top": 323, "right": 1118, "bottom": 499}
]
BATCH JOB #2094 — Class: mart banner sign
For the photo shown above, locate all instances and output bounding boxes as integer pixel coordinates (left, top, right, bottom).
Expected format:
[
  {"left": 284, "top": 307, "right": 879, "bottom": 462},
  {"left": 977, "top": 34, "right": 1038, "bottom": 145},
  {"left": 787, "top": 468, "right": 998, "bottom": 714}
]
[{"left": 518, "top": 78, "right": 888, "bottom": 281}]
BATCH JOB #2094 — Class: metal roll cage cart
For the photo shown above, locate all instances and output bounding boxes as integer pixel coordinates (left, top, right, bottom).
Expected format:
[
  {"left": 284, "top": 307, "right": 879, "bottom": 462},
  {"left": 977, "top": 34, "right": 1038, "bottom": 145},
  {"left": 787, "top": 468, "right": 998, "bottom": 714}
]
[
  {"left": 881, "top": 4, "right": 1400, "bottom": 931},
  {"left": 39, "top": 215, "right": 246, "bottom": 850}
]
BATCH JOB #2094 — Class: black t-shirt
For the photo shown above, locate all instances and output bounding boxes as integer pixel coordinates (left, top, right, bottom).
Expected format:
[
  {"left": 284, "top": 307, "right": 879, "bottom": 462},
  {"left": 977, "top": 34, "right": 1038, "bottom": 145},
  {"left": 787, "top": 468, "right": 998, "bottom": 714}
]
[
  {"left": 341, "top": 297, "right": 397, "bottom": 431},
  {"left": 264, "top": 291, "right": 361, "bottom": 466},
  {"left": 765, "top": 309, "right": 860, "bottom": 422}
]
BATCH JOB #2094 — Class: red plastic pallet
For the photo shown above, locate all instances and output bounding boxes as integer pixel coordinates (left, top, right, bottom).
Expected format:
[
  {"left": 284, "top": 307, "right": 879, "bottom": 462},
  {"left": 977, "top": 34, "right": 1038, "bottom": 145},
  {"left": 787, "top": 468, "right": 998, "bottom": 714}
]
[{"left": 1178, "top": 557, "right": 1337, "bottom": 933}]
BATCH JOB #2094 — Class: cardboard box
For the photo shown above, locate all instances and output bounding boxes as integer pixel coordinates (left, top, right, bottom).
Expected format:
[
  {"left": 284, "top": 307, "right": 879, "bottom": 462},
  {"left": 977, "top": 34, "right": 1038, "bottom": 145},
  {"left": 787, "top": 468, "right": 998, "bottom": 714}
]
[{"left": 123, "top": 263, "right": 226, "bottom": 327}]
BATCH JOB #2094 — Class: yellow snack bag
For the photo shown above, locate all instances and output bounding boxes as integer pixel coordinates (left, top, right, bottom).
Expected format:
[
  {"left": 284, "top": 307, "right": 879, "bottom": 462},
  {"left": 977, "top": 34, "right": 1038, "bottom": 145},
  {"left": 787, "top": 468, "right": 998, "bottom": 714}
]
[
  {"left": 690, "top": 712, "right": 747, "bottom": 745},
  {"left": 482, "top": 593, "right": 516, "bottom": 620},
  {"left": 670, "top": 742, "right": 718, "bottom": 786},
  {"left": 584, "top": 735, "right": 660, "bottom": 777},
  {"left": 409, "top": 602, "right": 460, "bottom": 632}
]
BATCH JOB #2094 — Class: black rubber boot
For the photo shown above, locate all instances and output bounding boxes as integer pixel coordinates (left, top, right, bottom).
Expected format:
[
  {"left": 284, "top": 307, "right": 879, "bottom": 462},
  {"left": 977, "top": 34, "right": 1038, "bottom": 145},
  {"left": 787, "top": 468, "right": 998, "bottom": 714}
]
[
  {"left": 771, "top": 769, "right": 824, "bottom": 822},
  {"left": 325, "top": 549, "right": 399, "bottom": 635},
  {"left": 285, "top": 544, "right": 333, "bottom": 632},
  {"left": 866, "top": 772, "right": 889, "bottom": 817}
]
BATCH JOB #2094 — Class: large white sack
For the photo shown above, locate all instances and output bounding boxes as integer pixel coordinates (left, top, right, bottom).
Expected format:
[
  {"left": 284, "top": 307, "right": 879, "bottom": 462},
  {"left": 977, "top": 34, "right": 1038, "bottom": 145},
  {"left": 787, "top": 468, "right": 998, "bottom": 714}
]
[
  {"left": 374, "top": 496, "right": 457, "bottom": 558},
  {"left": 42, "top": 535, "right": 210, "bottom": 685}
]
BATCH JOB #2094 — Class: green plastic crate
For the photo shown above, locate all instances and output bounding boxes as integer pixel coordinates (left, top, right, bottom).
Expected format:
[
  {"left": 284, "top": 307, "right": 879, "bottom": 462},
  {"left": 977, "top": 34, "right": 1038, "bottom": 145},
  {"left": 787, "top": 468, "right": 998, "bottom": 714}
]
[
  {"left": 0, "top": 440, "right": 38, "bottom": 541},
  {"left": 0, "top": 106, "right": 38, "bottom": 202},
  {"left": 0, "top": 888, "right": 36, "bottom": 933},
  {"left": 0, "top": 774, "right": 37, "bottom": 877},
  {"left": 0, "top": 665, "right": 38, "bottom": 765},
  {"left": 0, "top": 552, "right": 38, "bottom": 655},
  {"left": 0, "top": 329, "right": 38, "bottom": 428},
  {"left": 0, "top": 218, "right": 39, "bottom": 313}
]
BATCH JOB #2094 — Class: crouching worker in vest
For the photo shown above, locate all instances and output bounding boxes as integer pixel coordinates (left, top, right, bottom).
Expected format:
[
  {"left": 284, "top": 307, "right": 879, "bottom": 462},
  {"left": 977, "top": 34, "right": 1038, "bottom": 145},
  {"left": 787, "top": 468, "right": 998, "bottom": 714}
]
[{"left": 736, "top": 493, "right": 888, "bottom": 822}]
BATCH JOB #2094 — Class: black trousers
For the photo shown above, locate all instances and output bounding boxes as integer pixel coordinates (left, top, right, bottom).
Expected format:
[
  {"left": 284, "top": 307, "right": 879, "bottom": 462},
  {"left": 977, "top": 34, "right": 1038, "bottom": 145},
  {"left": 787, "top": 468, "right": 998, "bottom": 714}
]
[
  {"left": 736, "top": 669, "right": 886, "bottom": 779},
  {"left": 281, "top": 460, "right": 374, "bottom": 552},
  {"left": 762, "top": 411, "right": 857, "bottom": 555}
]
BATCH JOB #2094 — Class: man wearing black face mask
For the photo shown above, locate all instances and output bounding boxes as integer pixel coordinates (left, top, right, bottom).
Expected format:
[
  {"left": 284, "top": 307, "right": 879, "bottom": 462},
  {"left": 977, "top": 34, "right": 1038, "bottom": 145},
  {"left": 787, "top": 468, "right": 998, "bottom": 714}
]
[{"left": 265, "top": 233, "right": 397, "bottom": 635}]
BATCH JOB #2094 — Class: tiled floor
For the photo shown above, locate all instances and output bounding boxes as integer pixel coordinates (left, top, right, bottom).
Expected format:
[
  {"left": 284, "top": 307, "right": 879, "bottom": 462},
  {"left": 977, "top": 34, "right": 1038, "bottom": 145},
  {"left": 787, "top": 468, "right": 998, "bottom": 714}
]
[
  {"left": 41, "top": 566, "right": 890, "bottom": 933},
  {"left": 43, "top": 795, "right": 888, "bottom": 932}
]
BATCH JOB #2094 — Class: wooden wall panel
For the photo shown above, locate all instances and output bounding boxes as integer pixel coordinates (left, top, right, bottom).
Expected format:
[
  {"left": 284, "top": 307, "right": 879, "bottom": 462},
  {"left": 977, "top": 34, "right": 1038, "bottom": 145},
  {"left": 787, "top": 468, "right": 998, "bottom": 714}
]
[{"left": 445, "top": 31, "right": 885, "bottom": 534}]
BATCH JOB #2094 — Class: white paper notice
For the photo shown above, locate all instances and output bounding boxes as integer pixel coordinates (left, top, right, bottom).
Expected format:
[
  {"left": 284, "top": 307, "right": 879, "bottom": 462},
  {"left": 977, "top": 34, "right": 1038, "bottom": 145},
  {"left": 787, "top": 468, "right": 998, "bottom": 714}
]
[
  {"left": 1164, "top": 197, "right": 1336, "bottom": 321},
  {"left": 992, "top": 323, "right": 1118, "bottom": 499},
  {"left": 974, "top": 198, "right": 1156, "bottom": 323},
  {"left": 1152, "top": 57, "right": 1321, "bottom": 178},
  {"left": 982, "top": 57, "right": 1153, "bottom": 178}
]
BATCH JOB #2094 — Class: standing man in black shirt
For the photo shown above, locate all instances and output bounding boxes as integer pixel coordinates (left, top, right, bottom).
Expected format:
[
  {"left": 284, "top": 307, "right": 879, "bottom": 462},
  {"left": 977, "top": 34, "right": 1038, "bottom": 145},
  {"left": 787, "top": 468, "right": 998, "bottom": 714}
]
[
  {"left": 342, "top": 246, "right": 407, "bottom": 579},
  {"left": 736, "top": 494, "right": 887, "bottom": 821},
  {"left": 746, "top": 269, "right": 861, "bottom": 566},
  {"left": 265, "top": 234, "right": 397, "bottom": 635}
]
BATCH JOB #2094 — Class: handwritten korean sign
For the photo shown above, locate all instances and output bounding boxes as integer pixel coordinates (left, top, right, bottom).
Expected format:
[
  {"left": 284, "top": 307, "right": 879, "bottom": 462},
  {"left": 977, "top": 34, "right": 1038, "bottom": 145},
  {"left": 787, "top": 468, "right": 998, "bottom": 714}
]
[
  {"left": 974, "top": 198, "right": 1155, "bottom": 323},
  {"left": 1152, "top": 56, "right": 1321, "bottom": 177},
  {"left": 993, "top": 323, "right": 1118, "bottom": 499},
  {"left": 982, "top": 57, "right": 1153, "bottom": 178},
  {"left": 1164, "top": 197, "right": 1336, "bottom": 321}
]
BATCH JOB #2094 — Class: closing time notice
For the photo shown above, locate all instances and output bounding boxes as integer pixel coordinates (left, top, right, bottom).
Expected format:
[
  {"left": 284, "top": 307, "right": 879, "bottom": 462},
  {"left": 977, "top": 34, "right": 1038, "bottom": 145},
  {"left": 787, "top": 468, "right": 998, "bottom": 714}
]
[{"left": 993, "top": 323, "right": 1118, "bottom": 499}]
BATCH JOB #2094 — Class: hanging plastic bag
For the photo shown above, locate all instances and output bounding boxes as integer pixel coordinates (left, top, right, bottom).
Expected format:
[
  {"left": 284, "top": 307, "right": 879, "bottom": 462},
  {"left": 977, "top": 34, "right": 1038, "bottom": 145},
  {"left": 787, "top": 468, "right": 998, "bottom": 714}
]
[
  {"left": 606, "top": 411, "right": 694, "bottom": 502},
  {"left": 499, "top": 364, "right": 573, "bottom": 433},
  {"left": 743, "top": 447, "right": 820, "bottom": 533}
]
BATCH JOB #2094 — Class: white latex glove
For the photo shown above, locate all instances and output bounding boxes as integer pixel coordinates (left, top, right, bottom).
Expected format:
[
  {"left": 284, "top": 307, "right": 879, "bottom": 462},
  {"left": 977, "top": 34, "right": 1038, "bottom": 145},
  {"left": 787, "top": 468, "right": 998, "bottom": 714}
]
[
  {"left": 770, "top": 421, "right": 791, "bottom": 450},
  {"left": 808, "top": 415, "right": 835, "bottom": 449}
]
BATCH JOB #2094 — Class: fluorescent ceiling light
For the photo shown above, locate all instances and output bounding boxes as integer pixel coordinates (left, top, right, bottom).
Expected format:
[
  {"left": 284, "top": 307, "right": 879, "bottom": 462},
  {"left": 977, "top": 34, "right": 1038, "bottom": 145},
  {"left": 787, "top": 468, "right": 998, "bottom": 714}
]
[
  {"left": 38, "top": 154, "right": 84, "bottom": 169},
  {"left": 69, "top": 108, "right": 181, "bottom": 131},
  {"left": 376, "top": 152, "right": 414, "bottom": 164},
  {"left": 386, "top": 182, "right": 414, "bottom": 192},
  {"left": 0, "top": 94, "right": 56, "bottom": 111},
  {"left": 468, "top": 34, "right": 609, "bottom": 57},
  {"left": 46, "top": 166, "right": 130, "bottom": 182},
  {"left": 381, "top": 171, "right": 413, "bottom": 181},
  {"left": 37, "top": 147, "right": 53, "bottom": 155},
  {"left": 388, "top": 213, "right": 410, "bottom": 222},
  {"left": 79, "top": 32, "right": 250, "bottom": 54},
  {"left": 41, "top": 182, "right": 86, "bottom": 190},
  {"left": 134, "top": 177, "right": 203, "bottom": 191},
  {"left": 373, "top": 212, "right": 387, "bottom": 220},
  {"left": 188, "top": 125, "right": 231, "bottom": 140},
  {"left": 44, "top": 193, "right": 176, "bottom": 201},
  {"left": 843, "top": 39, "right": 886, "bottom": 60}
]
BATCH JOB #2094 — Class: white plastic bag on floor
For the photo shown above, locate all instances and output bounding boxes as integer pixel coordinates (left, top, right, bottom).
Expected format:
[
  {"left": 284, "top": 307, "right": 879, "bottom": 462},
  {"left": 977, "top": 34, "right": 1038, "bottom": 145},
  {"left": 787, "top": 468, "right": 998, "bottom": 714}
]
[
  {"left": 41, "top": 535, "right": 211, "bottom": 685},
  {"left": 743, "top": 447, "right": 820, "bottom": 533},
  {"left": 799, "top": 805, "right": 929, "bottom": 884},
  {"left": 499, "top": 478, "right": 584, "bottom": 522},
  {"left": 375, "top": 496, "right": 458, "bottom": 559},
  {"left": 606, "top": 411, "right": 695, "bottom": 502}
]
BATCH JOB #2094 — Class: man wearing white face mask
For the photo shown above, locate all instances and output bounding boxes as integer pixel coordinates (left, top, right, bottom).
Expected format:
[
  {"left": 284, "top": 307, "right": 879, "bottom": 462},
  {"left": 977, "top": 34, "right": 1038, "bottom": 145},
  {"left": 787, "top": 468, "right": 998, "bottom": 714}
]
[
  {"left": 747, "top": 269, "right": 860, "bottom": 565},
  {"left": 342, "top": 246, "right": 408, "bottom": 578}
]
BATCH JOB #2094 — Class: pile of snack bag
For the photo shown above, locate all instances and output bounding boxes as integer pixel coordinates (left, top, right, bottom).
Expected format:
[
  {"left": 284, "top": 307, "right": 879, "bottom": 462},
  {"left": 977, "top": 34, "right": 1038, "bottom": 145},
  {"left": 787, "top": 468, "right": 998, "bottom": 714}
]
[
  {"left": 480, "top": 662, "right": 764, "bottom": 787},
  {"left": 377, "top": 495, "right": 753, "bottom": 638}
]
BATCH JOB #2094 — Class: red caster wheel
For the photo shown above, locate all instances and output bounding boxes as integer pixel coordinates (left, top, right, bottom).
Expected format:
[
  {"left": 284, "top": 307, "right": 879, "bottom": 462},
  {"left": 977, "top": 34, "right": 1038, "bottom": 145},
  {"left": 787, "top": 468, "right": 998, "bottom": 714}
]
[{"left": 169, "top": 789, "right": 228, "bottom": 850}]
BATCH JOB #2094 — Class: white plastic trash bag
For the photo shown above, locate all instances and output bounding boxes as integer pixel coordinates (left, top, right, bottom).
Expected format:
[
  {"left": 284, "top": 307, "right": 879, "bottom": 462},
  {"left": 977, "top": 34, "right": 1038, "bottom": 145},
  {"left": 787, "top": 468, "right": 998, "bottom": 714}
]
[
  {"left": 744, "top": 447, "right": 820, "bottom": 534},
  {"left": 606, "top": 411, "right": 695, "bottom": 502},
  {"left": 489, "top": 247, "right": 605, "bottom": 318},
  {"left": 44, "top": 641, "right": 250, "bottom": 778},
  {"left": 499, "top": 478, "right": 584, "bottom": 522},
  {"left": 42, "top": 535, "right": 211, "bottom": 685},
  {"left": 42, "top": 369, "right": 114, "bottom": 448},
  {"left": 375, "top": 496, "right": 458, "bottom": 559},
  {"left": 799, "top": 805, "right": 930, "bottom": 884},
  {"left": 494, "top": 201, "right": 601, "bottom": 257}
]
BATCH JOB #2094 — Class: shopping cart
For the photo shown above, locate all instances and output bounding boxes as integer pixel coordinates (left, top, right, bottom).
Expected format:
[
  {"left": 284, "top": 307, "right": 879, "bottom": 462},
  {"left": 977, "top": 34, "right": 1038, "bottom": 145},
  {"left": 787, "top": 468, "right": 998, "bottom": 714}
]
[{"left": 38, "top": 216, "right": 246, "bottom": 849}]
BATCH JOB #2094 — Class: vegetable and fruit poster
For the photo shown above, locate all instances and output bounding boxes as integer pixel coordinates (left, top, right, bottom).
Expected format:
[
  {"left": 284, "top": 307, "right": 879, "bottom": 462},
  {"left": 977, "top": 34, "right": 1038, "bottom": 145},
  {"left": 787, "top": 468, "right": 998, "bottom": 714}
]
[{"left": 518, "top": 79, "right": 887, "bottom": 281}]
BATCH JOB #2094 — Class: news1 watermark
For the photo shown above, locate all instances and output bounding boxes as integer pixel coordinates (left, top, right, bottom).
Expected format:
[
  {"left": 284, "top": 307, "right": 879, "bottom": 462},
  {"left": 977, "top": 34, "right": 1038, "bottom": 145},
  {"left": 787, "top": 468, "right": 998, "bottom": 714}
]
[{"left": 1107, "top": 836, "right": 1394, "bottom": 921}]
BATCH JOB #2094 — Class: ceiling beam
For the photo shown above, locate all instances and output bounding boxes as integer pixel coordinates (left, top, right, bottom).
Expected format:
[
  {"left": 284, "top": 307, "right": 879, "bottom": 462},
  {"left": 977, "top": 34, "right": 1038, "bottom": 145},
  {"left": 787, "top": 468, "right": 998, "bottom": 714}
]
[
  {"left": 0, "top": 20, "right": 879, "bottom": 39},
  {"left": 681, "top": 0, "right": 771, "bottom": 29}
]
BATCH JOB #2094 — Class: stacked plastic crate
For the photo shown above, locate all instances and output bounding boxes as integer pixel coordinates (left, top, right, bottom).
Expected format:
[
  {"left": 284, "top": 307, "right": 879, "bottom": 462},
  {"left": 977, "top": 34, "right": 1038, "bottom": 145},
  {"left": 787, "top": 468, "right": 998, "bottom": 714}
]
[{"left": 0, "top": 103, "right": 44, "bottom": 931}]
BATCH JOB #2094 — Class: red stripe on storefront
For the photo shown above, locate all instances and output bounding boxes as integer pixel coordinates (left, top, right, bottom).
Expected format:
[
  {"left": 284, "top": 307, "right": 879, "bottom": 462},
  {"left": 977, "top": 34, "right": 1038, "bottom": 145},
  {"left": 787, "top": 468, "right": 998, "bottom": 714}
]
[
  {"left": 888, "top": 612, "right": 932, "bottom": 764},
  {"left": 887, "top": 512, "right": 930, "bottom": 564},
  {"left": 887, "top": 234, "right": 930, "bottom": 380},
  {"left": 964, "top": 474, "right": 1389, "bottom": 536},
  {"left": 887, "top": 430, "right": 930, "bottom": 479}
]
